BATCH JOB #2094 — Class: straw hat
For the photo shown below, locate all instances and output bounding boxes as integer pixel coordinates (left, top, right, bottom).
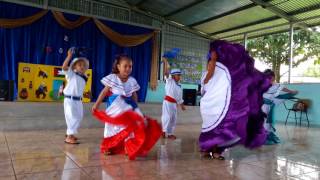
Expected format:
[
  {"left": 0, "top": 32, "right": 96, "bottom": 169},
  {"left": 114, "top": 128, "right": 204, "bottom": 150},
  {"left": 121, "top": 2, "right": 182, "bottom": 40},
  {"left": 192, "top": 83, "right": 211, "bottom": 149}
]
[{"left": 70, "top": 57, "right": 89, "bottom": 70}]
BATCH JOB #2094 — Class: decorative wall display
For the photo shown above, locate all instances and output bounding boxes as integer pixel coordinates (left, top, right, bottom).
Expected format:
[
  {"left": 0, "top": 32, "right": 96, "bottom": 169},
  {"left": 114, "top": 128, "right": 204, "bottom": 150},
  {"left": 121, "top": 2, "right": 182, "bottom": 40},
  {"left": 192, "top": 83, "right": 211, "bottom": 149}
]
[
  {"left": 164, "top": 48, "right": 203, "bottom": 84},
  {"left": 18, "top": 62, "right": 92, "bottom": 102}
]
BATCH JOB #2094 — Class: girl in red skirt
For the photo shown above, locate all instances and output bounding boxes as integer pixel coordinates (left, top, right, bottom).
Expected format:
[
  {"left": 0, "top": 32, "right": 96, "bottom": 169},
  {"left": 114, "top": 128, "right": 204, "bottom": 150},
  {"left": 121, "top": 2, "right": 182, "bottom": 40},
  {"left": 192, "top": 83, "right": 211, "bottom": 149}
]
[{"left": 92, "top": 54, "right": 162, "bottom": 160}]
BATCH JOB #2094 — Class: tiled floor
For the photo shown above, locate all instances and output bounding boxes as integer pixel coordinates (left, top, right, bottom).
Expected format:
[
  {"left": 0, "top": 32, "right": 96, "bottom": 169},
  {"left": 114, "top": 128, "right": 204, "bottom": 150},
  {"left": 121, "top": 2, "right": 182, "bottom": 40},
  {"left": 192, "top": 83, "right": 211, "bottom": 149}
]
[{"left": 0, "top": 124, "right": 320, "bottom": 180}]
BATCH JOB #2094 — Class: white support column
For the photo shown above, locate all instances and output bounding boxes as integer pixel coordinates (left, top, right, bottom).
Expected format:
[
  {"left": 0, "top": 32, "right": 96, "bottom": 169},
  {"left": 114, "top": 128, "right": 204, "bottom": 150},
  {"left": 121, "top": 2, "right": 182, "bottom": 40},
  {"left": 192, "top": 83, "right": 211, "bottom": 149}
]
[
  {"left": 90, "top": 0, "right": 93, "bottom": 14},
  {"left": 160, "top": 23, "right": 166, "bottom": 81},
  {"left": 128, "top": 9, "right": 131, "bottom": 22},
  {"left": 244, "top": 33, "right": 248, "bottom": 50},
  {"left": 43, "top": 0, "right": 48, "bottom": 9},
  {"left": 288, "top": 23, "right": 294, "bottom": 83}
]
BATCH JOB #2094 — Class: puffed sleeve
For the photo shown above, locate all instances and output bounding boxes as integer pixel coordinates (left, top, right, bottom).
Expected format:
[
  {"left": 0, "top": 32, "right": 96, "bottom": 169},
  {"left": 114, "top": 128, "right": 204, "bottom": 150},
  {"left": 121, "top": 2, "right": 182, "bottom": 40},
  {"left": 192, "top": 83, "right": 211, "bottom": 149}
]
[
  {"left": 101, "top": 74, "right": 117, "bottom": 87},
  {"left": 130, "top": 77, "right": 140, "bottom": 92}
]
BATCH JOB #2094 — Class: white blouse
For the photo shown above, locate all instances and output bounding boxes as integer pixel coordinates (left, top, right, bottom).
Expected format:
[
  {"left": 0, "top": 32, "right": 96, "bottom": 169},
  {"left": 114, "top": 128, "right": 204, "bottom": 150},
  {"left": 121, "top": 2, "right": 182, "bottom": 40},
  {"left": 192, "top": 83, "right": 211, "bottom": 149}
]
[
  {"left": 101, "top": 74, "right": 141, "bottom": 138},
  {"left": 101, "top": 74, "right": 140, "bottom": 97}
]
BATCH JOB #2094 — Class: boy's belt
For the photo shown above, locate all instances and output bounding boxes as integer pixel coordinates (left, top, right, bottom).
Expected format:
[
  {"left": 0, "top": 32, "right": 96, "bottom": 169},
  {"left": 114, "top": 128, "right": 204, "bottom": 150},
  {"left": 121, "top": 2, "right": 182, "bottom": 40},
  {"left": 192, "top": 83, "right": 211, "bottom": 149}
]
[
  {"left": 164, "top": 96, "right": 177, "bottom": 103},
  {"left": 64, "top": 95, "right": 82, "bottom": 101}
]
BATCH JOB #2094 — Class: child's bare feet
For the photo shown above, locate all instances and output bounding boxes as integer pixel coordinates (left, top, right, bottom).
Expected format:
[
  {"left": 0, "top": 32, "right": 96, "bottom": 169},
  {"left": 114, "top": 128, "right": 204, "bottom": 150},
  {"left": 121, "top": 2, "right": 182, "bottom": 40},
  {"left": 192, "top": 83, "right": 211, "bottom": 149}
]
[
  {"left": 200, "top": 151, "right": 212, "bottom": 159},
  {"left": 65, "top": 135, "right": 78, "bottom": 141},
  {"left": 104, "top": 151, "right": 113, "bottom": 156},
  {"left": 212, "top": 153, "right": 225, "bottom": 160},
  {"left": 167, "top": 135, "right": 177, "bottom": 140},
  {"left": 162, "top": 132, "right": 166, "bottom": 138}
]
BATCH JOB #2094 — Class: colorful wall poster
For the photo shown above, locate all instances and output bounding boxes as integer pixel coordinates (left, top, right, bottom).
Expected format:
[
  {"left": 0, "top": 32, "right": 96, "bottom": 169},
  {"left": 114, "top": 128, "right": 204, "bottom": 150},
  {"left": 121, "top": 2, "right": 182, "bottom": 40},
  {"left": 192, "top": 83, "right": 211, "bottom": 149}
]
[
  {"left": 164, "top": 48, "right": 203, "bottom": 84},
  {"left": 18, "top": 62, "right": 92, "bottom": 102}
]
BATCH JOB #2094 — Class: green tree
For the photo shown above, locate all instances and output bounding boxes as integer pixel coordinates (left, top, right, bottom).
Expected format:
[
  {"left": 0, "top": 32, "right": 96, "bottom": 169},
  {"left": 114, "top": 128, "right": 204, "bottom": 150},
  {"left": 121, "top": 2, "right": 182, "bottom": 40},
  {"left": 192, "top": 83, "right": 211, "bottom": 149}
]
[
  {"left": 247, "top": 30, "right": 320, "bottom": 82},
  {"left": 304, "top": 65, "right": 320, "bottom": 77}
]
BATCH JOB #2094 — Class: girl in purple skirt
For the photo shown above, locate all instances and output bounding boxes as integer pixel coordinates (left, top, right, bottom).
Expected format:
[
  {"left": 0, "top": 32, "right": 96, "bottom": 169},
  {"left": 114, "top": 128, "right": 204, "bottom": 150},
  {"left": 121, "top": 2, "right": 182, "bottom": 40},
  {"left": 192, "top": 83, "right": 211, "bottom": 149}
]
[{"left": 199, "top": 40, "right": 270, "bottom": 160}]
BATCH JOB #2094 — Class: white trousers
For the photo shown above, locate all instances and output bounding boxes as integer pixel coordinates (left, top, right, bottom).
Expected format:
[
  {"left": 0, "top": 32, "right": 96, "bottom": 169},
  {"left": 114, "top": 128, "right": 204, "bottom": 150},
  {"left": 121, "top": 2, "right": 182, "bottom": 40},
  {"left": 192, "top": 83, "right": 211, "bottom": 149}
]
[
  {"left": 161, "top": 101, "right": 177, "bottom": 135},
  {"left": 64, "top": 98, "right": 83, "bottom": 135}
]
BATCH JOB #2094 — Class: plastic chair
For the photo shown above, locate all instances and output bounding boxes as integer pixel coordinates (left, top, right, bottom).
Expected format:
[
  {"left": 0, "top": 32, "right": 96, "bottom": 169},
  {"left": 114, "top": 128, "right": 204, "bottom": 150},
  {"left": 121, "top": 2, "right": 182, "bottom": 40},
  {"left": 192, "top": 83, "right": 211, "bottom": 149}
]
[{"left": 284, "top": 99, "right": 310, "bottom": 127}]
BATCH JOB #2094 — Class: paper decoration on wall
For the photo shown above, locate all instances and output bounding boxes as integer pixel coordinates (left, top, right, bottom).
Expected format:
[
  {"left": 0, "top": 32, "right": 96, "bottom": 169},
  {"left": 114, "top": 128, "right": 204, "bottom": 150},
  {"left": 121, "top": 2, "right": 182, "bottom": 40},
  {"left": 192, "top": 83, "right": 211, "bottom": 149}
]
[
  {"left": 64, "top": 35, "right": 69, "bottom": 42},
  {"left": 58, "top": 48, "right": 64, "bottom": 54}
]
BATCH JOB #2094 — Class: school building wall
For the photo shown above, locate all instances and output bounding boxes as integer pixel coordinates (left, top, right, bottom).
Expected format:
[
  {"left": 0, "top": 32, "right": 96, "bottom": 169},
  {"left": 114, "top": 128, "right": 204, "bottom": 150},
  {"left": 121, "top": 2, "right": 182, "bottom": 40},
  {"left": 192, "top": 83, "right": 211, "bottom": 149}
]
[
  {"left": 273, "top": 83, "right": 320, "bottom": 126},
  {"left": 146, "top": 83, "right": 320, "bottom": 127},
  {"left": 146, "top": 82, "right": 198, "bottom": 103}
]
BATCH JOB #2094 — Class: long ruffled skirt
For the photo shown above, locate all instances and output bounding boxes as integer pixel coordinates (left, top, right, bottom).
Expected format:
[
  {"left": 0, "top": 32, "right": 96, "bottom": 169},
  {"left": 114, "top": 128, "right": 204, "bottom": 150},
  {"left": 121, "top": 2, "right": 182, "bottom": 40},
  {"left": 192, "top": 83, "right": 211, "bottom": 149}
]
[
  {"left": 93, "top": 96, "right": 162, "bottom": 160},
  {"left": 199, "top": 40, "right": 270, "bottom": 152}
]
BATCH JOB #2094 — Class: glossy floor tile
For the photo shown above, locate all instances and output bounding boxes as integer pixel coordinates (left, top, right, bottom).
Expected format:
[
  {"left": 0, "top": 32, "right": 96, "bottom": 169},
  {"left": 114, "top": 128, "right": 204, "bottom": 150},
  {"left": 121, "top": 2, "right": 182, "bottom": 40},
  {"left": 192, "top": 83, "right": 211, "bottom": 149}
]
[
  {"left": 1, "top": 124, "right": 320, "bottom": 180},
  {"left": 0, "top": 161, "right": 15, "bottom": 177},
  {"left": 15, "top": 169, "right": 91, "bottom": 180}
]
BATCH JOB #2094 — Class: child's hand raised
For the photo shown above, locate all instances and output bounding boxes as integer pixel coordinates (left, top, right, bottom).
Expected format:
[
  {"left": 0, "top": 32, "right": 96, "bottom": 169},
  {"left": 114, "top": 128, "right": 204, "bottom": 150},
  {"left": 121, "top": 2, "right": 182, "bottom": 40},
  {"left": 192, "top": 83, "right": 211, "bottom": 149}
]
[
  {"left": 162, "top": 57, "right": 170, "bottom": 66},
  {"left": 162, "top": 57, "right": 168, "bottom": 62},
  {"left": 67, "top": 48, "right": 74, "bottom": 58}
]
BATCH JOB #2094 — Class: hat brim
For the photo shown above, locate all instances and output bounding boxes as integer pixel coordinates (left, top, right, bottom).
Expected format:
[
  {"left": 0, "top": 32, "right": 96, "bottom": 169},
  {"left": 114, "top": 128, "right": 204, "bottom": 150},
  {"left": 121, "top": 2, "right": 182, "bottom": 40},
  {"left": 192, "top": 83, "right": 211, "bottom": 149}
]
[
  {"left": 70, "top": 57, "right": 89, "bottom": 70},
  {"left": 171, "top": 72, "right": 182, "bottom": 75}
]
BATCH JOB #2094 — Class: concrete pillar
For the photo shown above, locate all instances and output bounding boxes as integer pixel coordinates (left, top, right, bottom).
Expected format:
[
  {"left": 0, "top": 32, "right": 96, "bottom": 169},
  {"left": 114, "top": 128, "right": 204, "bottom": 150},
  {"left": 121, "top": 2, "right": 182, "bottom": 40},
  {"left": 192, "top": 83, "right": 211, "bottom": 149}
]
[
  {"left": 288, "top": 23, "right": 294, "bottom": 83},
  {"left": 244, "top": 33, "right": 248, "bottom": 50}
]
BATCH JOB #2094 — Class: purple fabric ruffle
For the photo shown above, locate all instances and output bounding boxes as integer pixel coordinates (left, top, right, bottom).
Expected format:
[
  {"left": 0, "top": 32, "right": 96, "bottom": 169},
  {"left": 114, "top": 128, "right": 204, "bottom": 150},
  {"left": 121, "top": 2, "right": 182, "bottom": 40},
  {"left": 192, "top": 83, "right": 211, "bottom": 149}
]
[{"left": 199, "top": 40, "right": 271, "bottom": 151}]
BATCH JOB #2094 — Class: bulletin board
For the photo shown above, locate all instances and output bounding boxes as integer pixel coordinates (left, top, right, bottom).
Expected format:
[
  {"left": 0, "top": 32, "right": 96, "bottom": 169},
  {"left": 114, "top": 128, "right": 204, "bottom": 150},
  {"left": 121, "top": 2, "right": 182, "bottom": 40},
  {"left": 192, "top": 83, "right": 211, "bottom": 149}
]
[
  {"left": 18, "top": 62, "right": 92, "bottom": 102},
  {"left": 168, "top": 54, "right": 203, "bottom": 84}
]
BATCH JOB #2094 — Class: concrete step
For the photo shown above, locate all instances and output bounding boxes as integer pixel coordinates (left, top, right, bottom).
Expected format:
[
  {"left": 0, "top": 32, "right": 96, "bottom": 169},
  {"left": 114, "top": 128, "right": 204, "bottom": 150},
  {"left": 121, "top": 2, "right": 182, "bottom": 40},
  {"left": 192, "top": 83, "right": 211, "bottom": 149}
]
[{"left": 0, "top": 102, "right": 201, "bottom": 131}]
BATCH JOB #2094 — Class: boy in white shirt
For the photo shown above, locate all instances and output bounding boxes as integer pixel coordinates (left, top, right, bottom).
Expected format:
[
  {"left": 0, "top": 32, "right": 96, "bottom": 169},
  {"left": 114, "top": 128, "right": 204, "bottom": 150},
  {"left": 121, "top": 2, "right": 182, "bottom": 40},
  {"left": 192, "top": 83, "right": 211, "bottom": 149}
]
[
  {"left": 62, "top": 48, "right": 89, "bottom": 144},
  {"left": 161, "top": 57, "right": 186, "bottom": 140},
  {"left": 262, "top": 69, "right": 298, "bottom": 145}
]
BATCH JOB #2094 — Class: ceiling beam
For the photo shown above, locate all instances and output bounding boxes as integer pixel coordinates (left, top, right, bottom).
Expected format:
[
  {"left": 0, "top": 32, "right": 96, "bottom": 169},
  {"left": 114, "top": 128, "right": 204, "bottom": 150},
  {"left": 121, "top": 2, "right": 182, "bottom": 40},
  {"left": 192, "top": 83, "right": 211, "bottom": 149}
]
[
  {"left": 209, "top": 3, "right": 320, "bottom": 37},
  {"left": 216, "top": 22, "right": 288, "bottom": 39},
  {"left": 135, "top": 0, "right": 148, "bottom": 7},
  {"left": 226, "top": 28, "right": 297, "bottom": 42},
  {"left": 188, "top": 3, "right": 256, "bottom": 27},
  {"left": 209, "top": 16, "right": 280, "bottom": 36},
  {"left": 94, "top": 0, "right": 130, "bottom": 9},
  {"left": 287, "top": 3, "right": 320, "bottom": 16},
  {"left": 221, "top": 14, "right": 320, "bottom": 41},
  {"left": 249, "top": 0, "right": 310, "bottom": 29},
  {"left": 164, "top": 0, "right": 205, "bottom": 18},
  {"left": 249, "top": 0, "right": 296, "bottom": 21}
]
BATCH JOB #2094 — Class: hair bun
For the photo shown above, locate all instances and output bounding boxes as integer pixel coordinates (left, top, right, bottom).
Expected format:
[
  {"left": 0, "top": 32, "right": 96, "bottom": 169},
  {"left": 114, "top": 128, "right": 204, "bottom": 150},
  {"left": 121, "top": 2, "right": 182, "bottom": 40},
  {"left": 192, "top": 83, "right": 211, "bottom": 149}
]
[{"left": 115, "top": 53, "right": 129, "bottom": 60}]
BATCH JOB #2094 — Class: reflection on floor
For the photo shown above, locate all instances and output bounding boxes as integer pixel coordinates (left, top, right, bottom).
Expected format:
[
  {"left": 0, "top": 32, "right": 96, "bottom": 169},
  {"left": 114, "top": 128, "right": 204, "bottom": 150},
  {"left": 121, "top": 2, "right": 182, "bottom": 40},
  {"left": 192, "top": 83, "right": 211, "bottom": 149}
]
[{"left": 0, "top": 124, "right": 319, "bottom": 180}]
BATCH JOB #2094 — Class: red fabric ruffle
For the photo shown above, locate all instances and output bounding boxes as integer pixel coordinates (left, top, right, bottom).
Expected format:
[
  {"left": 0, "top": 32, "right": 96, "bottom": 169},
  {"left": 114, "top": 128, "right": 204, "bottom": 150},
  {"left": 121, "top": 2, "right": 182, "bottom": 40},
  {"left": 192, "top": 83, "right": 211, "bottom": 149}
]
[{"left": 93, "top": 110, "right": 161, "bottom": 160}]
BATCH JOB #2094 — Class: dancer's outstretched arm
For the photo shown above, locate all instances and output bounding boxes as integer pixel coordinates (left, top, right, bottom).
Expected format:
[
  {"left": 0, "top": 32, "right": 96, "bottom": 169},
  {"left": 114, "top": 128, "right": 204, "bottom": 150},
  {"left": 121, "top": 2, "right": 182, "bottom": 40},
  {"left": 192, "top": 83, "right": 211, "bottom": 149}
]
[
  {"left": 92, "top": 86, "right": 110, "bottom": 112},
  {"left": 62, "top": 49, "right": 73, "bottom": 71},
  {"left": 282, "top": 87, "right": 298, "bottom": 94},
  {"left": 204, "top": 51, "right": 217, "bottom": 84},
  {"left": 162, "top": 57, "right": 170, "bottom": 79}
]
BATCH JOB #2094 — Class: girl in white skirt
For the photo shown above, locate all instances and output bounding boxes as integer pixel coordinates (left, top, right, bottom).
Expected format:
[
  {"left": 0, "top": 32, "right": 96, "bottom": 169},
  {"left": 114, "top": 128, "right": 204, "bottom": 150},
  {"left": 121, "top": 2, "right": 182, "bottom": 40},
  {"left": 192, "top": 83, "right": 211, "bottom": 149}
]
[{"left": 92, "top": 54, "right": 161, "bottom": 160}]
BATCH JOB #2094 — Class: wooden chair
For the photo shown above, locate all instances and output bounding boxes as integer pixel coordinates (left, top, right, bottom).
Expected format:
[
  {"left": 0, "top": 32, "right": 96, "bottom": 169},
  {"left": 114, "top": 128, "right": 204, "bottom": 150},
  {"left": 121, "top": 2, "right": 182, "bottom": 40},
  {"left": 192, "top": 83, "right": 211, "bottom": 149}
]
[{"left": 284, "top": 99, "right": 311, "bottom": 127}]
